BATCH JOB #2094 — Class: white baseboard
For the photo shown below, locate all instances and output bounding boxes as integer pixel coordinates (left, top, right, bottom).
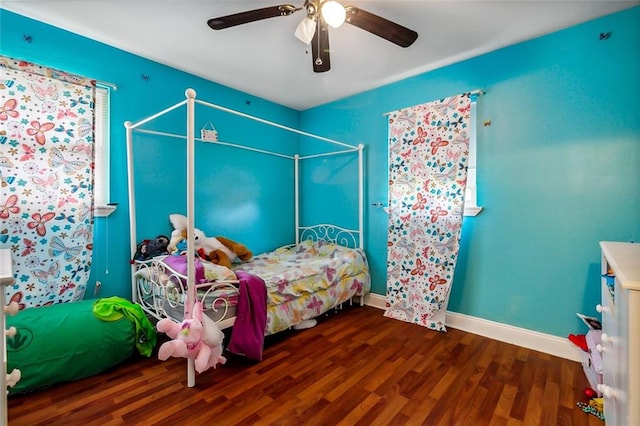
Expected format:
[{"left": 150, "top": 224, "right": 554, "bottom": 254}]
[{"left": 362, "top": 293, "right": 582, "bottom": 362}]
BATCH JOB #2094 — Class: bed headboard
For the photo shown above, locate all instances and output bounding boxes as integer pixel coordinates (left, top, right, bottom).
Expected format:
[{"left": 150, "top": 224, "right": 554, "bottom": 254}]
[{"left": 298, "top": 224, "right": 361, "bottom": 249}]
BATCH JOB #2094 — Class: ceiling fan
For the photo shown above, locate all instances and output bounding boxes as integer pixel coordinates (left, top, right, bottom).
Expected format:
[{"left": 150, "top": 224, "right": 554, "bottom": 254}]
[{"left": 207, "top": 1, "right": 418, "bottom": 73}]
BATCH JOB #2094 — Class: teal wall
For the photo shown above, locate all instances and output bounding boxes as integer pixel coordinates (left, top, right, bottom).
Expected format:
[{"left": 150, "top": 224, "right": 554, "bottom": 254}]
[
  {"left": 1, "top": 9, "right": 300, "bottom": 300},
  {"left": 300, "top": 6, "right": 640, "bottom": 337},
  {"left": 2, "top": 6, "right": 638, "bottom": 338}
]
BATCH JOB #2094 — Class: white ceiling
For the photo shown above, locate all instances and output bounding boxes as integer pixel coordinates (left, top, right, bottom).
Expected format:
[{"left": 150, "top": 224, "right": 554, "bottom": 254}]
[{"left": 3, "top": 1, "right": 638, "bottom": 110}]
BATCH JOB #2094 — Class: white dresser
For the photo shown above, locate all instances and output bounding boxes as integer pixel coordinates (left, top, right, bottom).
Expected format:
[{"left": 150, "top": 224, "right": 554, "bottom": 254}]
[{"left": 597, "top": 242, "right": 640, "bottom": 425}]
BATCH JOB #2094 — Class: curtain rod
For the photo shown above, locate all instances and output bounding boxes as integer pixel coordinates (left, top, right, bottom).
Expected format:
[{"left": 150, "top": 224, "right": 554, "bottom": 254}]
[
  {"left": 96, "top": 80, "right": 118, "bottom": 91},
  {"left": 383, "top": 89, "right": 485, "bottom": 117}
]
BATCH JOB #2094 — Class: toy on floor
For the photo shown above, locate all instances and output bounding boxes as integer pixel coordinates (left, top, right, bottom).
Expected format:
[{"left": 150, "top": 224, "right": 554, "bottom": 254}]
[
  {"left": 156, "top": 301, "right": 226, "bottom": 373},
  {"left": 568, "top": 312, "right": 603, "bottom": 352},
  {"left": 576, "top": 397, "right": 605, "bottom": 421},
  {"left": 590, "top": 397, "right": 604, "bottom": 413},
  {"left": 293, "top": 319, "right": 317, "bottom": 330},
  {"left": 568, "top": 333, "right": 588, "bottom": 352},
  {"left": 576, "top": 386, "right": 604, "bottom": 421}
]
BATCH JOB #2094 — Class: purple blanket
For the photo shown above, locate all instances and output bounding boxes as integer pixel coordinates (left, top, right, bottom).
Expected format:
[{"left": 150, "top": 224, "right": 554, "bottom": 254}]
[{"left": 227, "top": 271, "right": 267, "bottom": 361}]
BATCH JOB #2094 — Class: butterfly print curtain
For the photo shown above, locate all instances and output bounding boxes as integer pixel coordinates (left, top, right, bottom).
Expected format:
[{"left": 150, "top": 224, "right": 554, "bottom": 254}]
[
  {"left": 384, "top": 93, "right": 471, "bottom": 331},
  {"left": 0, "top": 56, "right": 95, "bottom": 308}
]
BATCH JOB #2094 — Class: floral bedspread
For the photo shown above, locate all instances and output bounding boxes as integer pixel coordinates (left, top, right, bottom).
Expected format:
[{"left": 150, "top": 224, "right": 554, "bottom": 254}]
[{"left": 233, "top": 239, "right": 371, "bottom": 335}]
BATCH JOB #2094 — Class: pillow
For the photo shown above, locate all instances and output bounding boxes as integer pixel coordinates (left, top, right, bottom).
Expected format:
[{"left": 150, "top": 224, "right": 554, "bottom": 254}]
[
  {"left": 295, "top": 239, "right": 319, "bottom": 255},
  {"left": 314, "top": 240, "right": 344, "bottom": 257}
]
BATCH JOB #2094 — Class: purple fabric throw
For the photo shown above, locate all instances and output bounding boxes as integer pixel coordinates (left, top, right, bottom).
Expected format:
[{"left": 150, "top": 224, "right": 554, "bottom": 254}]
[
  {"left": 228, "top": 271, "right": 267, "bottom": 361},
  {"left": 160, "top": 255, "right": 206, "bottom": 286}
]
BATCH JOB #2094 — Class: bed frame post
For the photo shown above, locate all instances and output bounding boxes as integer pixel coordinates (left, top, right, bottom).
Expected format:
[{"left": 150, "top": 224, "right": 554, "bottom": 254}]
[
  {"left": 358, "top": 144, "right": 366, "bottom": 307},
  {"left": 358, "top": 144, "right": 364, "bottom": 250},
  {"left": 125, "top": 121, "right": 138, "bottom": 303},
  {"left": 185, "top": 88, "right": 197, "bottom": 387},
  {"left": 294, "top": 154, "right": 300, "bottom": 245}
]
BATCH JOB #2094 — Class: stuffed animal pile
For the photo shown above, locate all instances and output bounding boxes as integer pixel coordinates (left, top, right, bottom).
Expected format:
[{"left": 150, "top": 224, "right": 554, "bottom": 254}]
[
  {"left": 166, "top": 214, "right": 252, "bottom": 268},
  {"left": 156, "top": 301, "right": 226, "bottom": 373}
]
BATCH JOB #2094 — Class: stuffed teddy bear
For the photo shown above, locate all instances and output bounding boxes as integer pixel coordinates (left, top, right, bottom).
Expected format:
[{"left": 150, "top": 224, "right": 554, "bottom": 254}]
[
  {"left": 156, "top": 301, "right": 226, "bottom": 373},
  {"left": 166, "top": 214, "right": 252, "bottom": 268},
  {"left": 207, "top": 235, "right": 253, "bottom": 268}
]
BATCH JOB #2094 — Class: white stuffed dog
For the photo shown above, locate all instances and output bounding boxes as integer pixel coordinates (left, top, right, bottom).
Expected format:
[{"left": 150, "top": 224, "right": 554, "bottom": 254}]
[
  {"left": 167, "top": 214, "right": 235, "bottom": 261},
  {"left": 166, "top": 214, "right": 252, "bottom": 268}
]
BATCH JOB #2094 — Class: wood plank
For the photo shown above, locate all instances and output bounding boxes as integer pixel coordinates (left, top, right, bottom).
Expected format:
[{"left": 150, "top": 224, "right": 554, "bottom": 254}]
[{"left": 7, "top": 305, "right": 600, "bottom": 425}]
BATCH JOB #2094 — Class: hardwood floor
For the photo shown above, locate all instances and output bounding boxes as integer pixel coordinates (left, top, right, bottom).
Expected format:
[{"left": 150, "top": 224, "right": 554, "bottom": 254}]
[{"left": 8, "top": 305, "right": 602, "bottom": 425}]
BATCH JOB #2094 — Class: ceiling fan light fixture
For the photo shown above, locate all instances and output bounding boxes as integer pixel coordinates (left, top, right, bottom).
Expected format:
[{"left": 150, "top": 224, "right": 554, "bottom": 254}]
[
  {"left": 207, "top": 2, "right": 418, "bottom": 73},
  {"left": 295, "top": 16, "right": 317, "bottom": 45},
  {"left": 321, "top": 1, "right": 346, "bottom": 28}
]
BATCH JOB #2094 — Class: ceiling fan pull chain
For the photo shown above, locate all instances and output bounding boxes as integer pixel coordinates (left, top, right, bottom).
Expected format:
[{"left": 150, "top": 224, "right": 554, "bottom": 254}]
[{"left": 315, "top": 19, "right": 323, "bottom": 66}]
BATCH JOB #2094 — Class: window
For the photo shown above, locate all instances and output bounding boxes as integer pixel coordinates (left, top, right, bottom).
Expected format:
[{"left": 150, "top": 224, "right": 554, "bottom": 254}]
[
  {"left": 463, "top": 97, "right": 482, "bottom": 216},
  {"left": 94, "top": 85, "right": 115, "bottom": 216}
]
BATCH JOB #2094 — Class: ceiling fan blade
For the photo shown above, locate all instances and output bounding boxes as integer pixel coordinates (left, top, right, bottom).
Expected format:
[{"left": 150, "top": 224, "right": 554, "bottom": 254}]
[
  {"left": 344, "top": 6, "right": 418, "bottom": 48},
  {"left": 207, "top": 5, "right": 299, "bottom": 30},
  {"left": 311, "top": 18, "right": 330, "bottom": 73}
]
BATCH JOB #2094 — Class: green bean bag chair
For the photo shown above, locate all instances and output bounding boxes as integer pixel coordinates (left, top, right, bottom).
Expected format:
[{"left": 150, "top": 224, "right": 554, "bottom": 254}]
[{"left": 6, "top": 297, "right": 156, "bottom": 395}]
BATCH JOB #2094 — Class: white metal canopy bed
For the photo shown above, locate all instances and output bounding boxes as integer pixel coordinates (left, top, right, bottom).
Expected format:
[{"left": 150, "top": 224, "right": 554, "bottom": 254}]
[{"left": 125, "top": 88, "right": 369, "bottom": 387}]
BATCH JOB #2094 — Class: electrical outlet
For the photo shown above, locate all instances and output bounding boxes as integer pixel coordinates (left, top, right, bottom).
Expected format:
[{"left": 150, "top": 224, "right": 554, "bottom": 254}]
[{"left": 94, "top": 281, "right": 102, "bottom": 297}]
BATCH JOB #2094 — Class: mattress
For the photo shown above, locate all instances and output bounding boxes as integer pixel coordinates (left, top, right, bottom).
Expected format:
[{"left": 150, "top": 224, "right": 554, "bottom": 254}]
[{"left": 134, "top": 239, "right": 370, "bottom": 334}]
